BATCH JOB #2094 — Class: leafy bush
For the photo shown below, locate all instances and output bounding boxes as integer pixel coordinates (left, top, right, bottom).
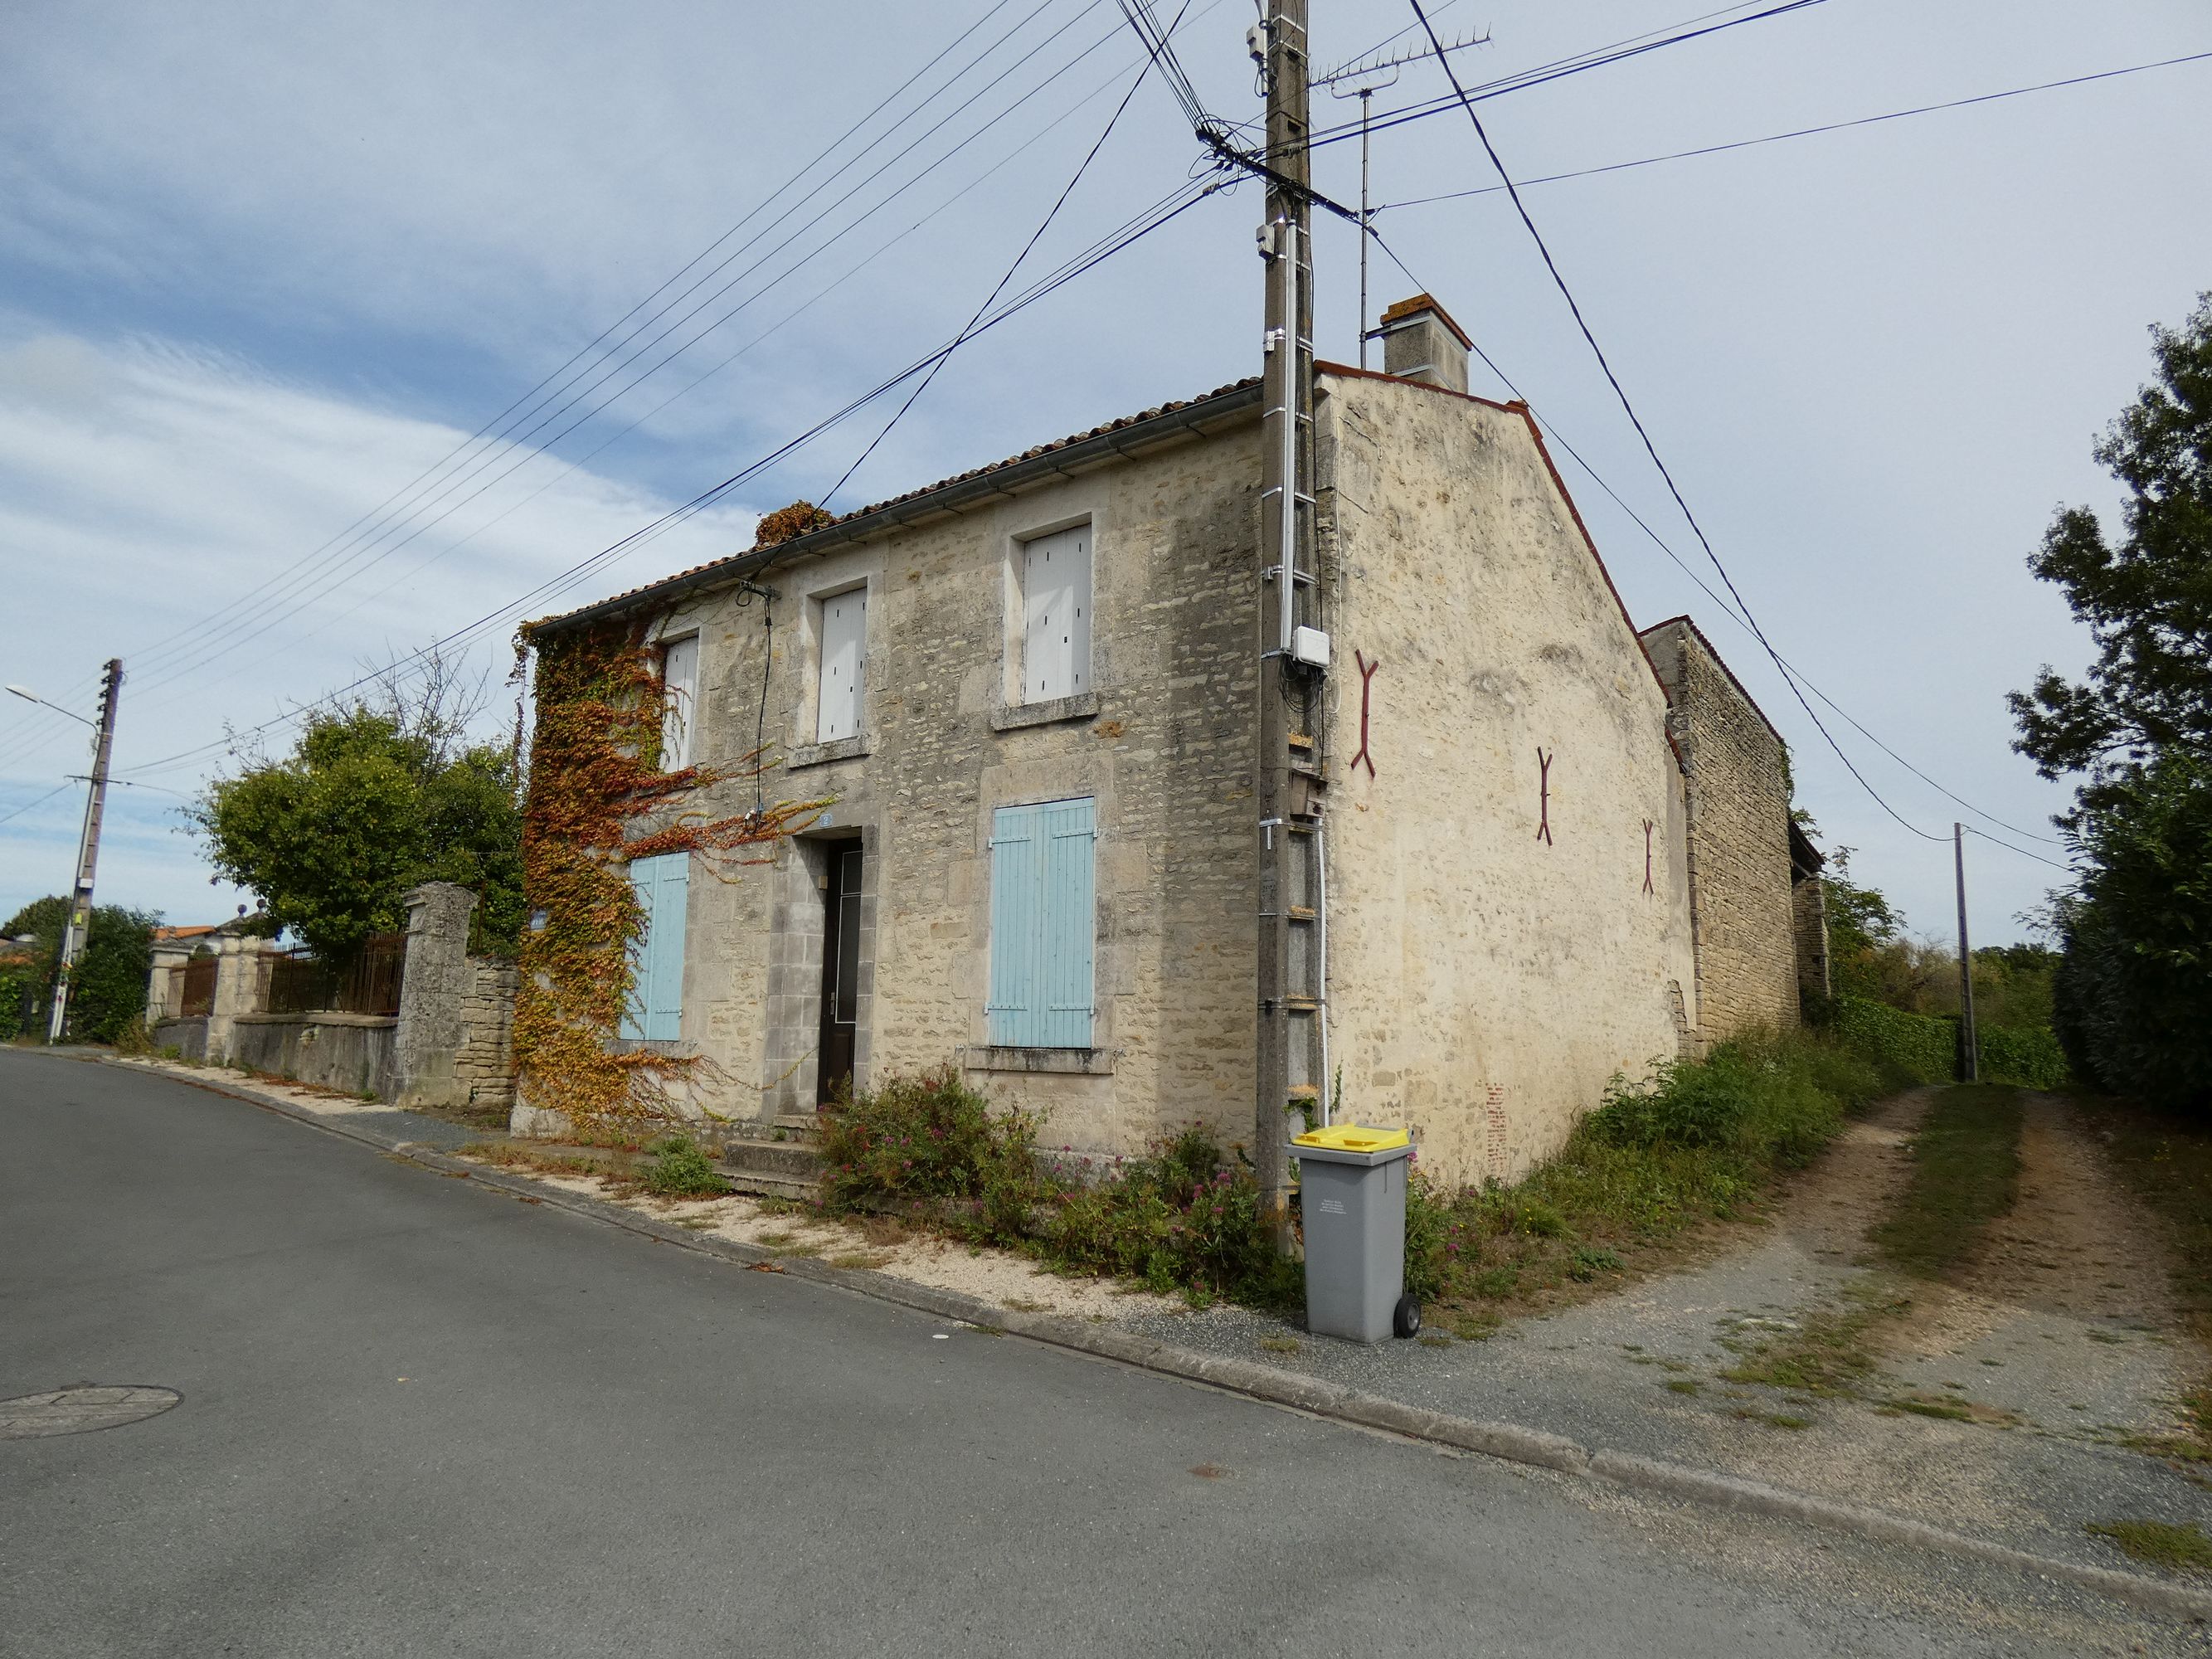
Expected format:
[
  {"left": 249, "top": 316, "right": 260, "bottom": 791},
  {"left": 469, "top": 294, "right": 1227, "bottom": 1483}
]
[
  {"left": 1588, "top": 1032, "right": 1874, "bottom": 1167},
  {"left": 1831, "top": 995, "right": 1957, "bottom": 1085},
  {"left": 816, "top": 1068, "right": 1047, "bottom": 1215},
  {"left": 1977, "top": 1024, "right": 2069, "bottom": 1089},
  {"left": 637, "top": 1135, "right": 729, "bottom": 1198},
  {"left": 2, "top": 896, "right": 161, "bottom": 1044},
  {"left": 819, "top": 1073, "right": 1297, "bottom": 1308}
]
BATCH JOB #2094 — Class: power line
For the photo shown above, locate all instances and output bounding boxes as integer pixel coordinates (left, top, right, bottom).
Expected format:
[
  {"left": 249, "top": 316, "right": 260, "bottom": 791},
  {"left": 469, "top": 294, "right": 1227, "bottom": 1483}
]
[
  {"left": 1378, "top": 49, "right": 2212, "bottom": 211},
  {"left": 826, "top": 7, "right": 1189, "bottom": 505},
  {"left": 1963, "top": 825, "right": 2077, "bottom": 874},
  {"left": 56, "top": 0, "right": 1071, "bottom": 713},
  {"left": 1296, "top": 1, "right": 1826, "bottom": 157},
  {"left": 1407, "top": 0, "right": 1952, "bottom": 845},
  {"left": 0, "top": 782, "right": 74, "bottom": 830},
  {"left": 119, "top": 2, "right": 1127, "bottom": 703},
  {"left": 115, "top": 174, "right": 1231, "bottom": 781},
  {"left": 72, "top": 15, "right": 1214, "bottom": 737},
  {"left": 1359, "top": 219, "right": 2067, "bottom": 856}
]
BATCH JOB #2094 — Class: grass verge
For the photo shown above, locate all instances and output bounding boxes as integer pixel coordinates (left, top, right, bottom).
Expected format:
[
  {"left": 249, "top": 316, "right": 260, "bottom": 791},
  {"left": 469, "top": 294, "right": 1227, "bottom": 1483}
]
[
  {"left": 1406, "top": 1030, "right": 1899, "bottom": 1324},
  {"left": 1721, "top": 1282, "right": 1910, "bottom": 1396},
  {"left": 2087, "top": 1519, "right": 2212, "bottom": 1574},
  {"left": 1869, "top": 1085, "right": 2024, "bottom": 1278}
]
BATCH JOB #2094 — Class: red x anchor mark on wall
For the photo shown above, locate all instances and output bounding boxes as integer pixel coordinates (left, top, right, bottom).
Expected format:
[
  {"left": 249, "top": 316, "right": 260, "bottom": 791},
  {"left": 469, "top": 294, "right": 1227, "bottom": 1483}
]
[{"left": 1349, "top": 652, "right": 1379, "bottom": 777}]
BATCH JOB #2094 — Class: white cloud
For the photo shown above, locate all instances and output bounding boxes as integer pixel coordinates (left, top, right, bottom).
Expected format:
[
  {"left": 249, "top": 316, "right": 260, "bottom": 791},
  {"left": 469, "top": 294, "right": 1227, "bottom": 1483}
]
[{"left": 0, "top": 326, "right": 753, "bottom": 924}]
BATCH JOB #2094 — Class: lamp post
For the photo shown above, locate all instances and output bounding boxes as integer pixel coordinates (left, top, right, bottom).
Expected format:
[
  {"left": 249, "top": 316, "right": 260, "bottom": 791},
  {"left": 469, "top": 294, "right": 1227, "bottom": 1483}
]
[{"left": 8, "top": 664, "right": 124, "bottom": 1042}]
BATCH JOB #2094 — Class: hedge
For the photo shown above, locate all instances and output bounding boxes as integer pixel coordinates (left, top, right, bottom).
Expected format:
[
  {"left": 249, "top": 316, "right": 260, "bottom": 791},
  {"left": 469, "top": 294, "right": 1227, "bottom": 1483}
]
[{"left": 1832, "top": 995, "right": 1957, "bottom": 1084}]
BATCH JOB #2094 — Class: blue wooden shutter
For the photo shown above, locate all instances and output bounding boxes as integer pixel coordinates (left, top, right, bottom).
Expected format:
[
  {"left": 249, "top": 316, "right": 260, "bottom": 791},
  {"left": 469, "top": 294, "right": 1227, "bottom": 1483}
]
[
  {"left": 987, "top": 797, "right": 1094, "bottom": 1048},
  {"left": 987, "top": 805, "right": 1041, "bottom": 1045},
  {"left": 1039, "top": 797, "right": 1096, "bottom": 1045},
  {"left": 620, "top": 853, "right": 689, "bottom": 1042},
  {"left": 649, "top": 854, "right": 689, "bottom": 1040}
]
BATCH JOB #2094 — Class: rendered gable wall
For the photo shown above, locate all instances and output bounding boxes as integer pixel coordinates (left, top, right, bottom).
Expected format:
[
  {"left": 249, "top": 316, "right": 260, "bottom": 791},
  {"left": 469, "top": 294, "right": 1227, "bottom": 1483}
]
[{"left": 1314, "top": 370, "right": 1699, "bottom": 1186}]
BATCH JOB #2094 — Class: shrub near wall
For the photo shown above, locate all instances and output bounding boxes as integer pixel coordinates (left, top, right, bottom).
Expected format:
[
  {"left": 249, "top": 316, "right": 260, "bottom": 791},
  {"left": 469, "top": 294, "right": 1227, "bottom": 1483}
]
[
  {"left": 1977, "top": 1024, "right": 2070, "bottom": 1089},
  {"left": 1833, "top": 995, "right": 1957, "bottom": 1085}
]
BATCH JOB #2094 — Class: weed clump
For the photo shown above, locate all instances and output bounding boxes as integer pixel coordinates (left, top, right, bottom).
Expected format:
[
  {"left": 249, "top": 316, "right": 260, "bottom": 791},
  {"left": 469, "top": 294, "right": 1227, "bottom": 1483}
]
[
  {"left": 818, "top": 1071, "right": 1297, "bottom": 1310},
  {"left": 638, "top": 1135, "right": 730, "bottom": 1198}
]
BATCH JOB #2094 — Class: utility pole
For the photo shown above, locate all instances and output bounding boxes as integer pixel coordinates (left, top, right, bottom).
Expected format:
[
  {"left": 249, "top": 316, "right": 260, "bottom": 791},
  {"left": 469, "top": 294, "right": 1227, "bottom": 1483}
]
[
  {"left": 1953, "top": 823, "right": 1978, "bottom": 1082},
  {"left": 1254, "top": 0, "right": 1315, "bottom": 1248},
  {"left": 48, "top": 659, "right": 122, "bottom": 1043}
]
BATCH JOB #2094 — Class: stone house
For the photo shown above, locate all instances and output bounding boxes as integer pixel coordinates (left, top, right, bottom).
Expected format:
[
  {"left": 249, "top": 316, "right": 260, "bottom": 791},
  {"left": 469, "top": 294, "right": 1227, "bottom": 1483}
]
[{"left": 515, "top": 294, "right": 1821, "bottom": 1186}]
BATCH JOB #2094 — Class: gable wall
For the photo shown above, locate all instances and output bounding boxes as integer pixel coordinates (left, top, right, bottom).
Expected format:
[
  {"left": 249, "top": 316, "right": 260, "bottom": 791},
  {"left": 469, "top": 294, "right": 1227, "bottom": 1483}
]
[
  {"left": 1315, "top": 372, "right": 1699, "bottom": 1186},
  {"left": 1640, "top": 620, "right": 1801, "bottom": 1042}
]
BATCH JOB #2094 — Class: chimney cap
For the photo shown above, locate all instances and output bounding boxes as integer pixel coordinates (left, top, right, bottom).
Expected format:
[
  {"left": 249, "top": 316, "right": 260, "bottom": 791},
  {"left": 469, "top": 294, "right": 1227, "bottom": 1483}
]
[{"left": 1377, "top": 293, "right": 1472, "bottom": 350}]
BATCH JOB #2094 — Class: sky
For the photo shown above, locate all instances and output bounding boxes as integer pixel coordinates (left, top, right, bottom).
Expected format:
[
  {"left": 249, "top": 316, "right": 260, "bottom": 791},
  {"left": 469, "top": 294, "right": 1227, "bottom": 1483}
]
[{"left": 1, "top": 0, "right": 2207, "bottom": 946}]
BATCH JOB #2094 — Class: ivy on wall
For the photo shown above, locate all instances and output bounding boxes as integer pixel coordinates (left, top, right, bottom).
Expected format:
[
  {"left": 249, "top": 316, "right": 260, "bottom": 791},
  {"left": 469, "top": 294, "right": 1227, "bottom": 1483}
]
[{"left": 513, "top": 615, "right": 827, "bottom": 1136}]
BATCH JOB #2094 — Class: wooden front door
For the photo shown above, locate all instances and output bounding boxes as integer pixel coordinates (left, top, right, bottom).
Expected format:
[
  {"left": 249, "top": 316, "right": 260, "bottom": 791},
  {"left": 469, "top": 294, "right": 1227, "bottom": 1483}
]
[{"left": 816, "top": 844, "right": 863, "bottom": 1107}]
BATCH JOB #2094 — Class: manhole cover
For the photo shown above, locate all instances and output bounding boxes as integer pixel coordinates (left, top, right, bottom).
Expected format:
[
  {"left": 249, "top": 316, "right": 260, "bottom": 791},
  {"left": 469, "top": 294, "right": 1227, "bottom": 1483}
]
[{"left": 0, "top": 1386, "right": 182, "bottom": 1439}]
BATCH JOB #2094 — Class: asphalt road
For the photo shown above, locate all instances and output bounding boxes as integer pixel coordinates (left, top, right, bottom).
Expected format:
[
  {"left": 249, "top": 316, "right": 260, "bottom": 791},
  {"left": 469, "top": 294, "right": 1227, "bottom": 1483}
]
[{"left": 0, "top": 1053, "right": 2182, "bottom": 1657}]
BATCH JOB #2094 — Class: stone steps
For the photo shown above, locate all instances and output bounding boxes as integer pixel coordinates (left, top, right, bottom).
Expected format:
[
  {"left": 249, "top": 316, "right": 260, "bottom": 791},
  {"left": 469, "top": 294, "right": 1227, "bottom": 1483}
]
[{"left": 712, "top": 1117, "right": 825, "bottom": 1199}]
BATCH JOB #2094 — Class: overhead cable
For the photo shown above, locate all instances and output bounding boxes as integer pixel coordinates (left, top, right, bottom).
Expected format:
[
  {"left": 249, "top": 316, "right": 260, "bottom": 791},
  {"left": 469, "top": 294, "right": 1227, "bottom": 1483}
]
[
  {"left": 115, "top": 175, "right": 1230, "bottom": 780},
  {"left": 1407, "top": 0, "right": 1952, "bottom": 844},
  {"left": 1379, "top": 49, "right": 2212, "bottom": 211}
]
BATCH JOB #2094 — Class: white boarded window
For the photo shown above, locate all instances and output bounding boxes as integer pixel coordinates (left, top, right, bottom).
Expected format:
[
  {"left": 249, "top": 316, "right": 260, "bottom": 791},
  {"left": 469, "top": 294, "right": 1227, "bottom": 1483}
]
[
  {"left": 659, "top": 634, "right": 698, "bottom": 771},
  {"left": 1022, "top": 525, "right": 1091, "bottom": 703},
  {"left": 817, "top": 586, "right": 867, "bottom": 742}
]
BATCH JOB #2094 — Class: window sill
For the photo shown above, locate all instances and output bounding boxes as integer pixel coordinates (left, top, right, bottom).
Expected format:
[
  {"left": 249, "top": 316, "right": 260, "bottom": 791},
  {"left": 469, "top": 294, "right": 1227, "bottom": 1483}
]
[
  {"left": 788, "top": 733, "right": 872, "bottom": 769},
  {"left": 990, "top": 691, "right": 1099, "bottom": 732},
  {"left": 962, "top": 1044, "right": 1115, "bottom": 1076}
]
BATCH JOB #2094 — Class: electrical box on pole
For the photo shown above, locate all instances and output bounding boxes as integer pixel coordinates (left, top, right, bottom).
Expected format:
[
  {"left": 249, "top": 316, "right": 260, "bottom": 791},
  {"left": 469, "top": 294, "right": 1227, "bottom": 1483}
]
[
  {"left": 48, "top": 658, "right": 122, "bottom": 1044},
  {"left": 1254, "top": 0, "right": 1318, "bottom": 1248}
]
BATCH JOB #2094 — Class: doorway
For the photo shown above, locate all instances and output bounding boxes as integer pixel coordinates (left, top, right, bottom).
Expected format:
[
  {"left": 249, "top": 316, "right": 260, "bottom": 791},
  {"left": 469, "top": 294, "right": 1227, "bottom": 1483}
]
[{"left": 816, "top": 842, "right": 863, "bottom": 1107}]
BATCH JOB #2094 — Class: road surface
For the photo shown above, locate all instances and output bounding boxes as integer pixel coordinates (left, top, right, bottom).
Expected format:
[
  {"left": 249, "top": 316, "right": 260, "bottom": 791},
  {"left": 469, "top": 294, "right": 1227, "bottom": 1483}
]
[{"left": 0, "top": 1051, "right": 2180, "bottom": 1656}]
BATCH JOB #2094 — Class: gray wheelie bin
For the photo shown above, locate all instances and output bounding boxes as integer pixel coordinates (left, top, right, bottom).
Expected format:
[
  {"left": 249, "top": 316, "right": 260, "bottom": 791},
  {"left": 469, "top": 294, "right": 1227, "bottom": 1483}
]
[{"left": 1293, "top": 1124, "right": 1419, "bottom": 1343}]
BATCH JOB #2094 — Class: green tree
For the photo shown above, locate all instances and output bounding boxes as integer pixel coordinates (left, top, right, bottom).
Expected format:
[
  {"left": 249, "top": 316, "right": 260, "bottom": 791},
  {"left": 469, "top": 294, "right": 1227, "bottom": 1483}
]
[
  {"left": 2, "top": 896, "right": 161, "bottom": 1044},
  {"left": 193, "top": 664, "right": 523, "bottom": 958},
  {"left": 1818, "top": 846, "right": 1905, "bottom": 1003},
  {"left": 2011, "top": 296, "right": 2212, "bottom": 1107},
  {"left": 2010, "top": 294, "right": 2212, "bottom": 778}
]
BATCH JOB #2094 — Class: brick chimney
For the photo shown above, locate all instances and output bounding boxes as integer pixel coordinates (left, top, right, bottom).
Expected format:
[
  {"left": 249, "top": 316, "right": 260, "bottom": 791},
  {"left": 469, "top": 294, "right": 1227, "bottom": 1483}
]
[{"left": 1376, "top": 294, "right": 1471, "bottom": 394}]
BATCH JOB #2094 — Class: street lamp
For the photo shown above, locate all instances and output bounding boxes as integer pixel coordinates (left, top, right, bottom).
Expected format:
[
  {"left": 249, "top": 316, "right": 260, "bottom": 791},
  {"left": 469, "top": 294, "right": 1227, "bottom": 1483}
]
[{"left": 7, "top": 684, "right": 95, "bottom": 727}]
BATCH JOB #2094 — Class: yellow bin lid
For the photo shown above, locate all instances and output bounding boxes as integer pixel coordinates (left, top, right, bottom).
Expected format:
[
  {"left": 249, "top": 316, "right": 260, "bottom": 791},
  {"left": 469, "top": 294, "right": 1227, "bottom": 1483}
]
[{"left": 1292, "top": 1124, "right": 1410, "bottom": 1154}]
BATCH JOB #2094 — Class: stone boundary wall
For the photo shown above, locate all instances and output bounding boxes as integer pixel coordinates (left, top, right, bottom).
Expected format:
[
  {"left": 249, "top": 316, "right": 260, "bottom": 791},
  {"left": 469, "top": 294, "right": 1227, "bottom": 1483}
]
[
  {"left": 456, "top": 956, "right": 518, "bottom": 1112},
  {"left": 230, "top": 1011, "right": 398, "bottom": 1100},
  {"left": 143, "top": 883, "right": 517, "bottom": 1108}
]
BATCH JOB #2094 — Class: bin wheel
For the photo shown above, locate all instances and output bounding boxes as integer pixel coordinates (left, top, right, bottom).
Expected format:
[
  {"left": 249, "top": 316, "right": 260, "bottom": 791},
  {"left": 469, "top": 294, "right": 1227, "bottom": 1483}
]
[{"left": 1393, "top": 1295, "right": 1422, "bottom": 1339}]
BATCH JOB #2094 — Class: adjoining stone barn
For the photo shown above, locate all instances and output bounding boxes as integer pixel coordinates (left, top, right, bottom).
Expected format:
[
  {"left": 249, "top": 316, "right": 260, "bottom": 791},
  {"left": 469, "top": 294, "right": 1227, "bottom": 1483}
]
[{"left": 513, "top": 294, "right": 1823, "bottom": 1188}]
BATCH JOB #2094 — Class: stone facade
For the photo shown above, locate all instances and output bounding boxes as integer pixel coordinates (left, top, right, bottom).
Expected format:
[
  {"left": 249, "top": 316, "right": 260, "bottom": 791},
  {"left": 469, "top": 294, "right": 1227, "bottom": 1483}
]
[
  {"left": 1638, "top": 617, "right": 1801, "bottom": 1044},
  {"left": 513, "top": 347, "right": 1813, "bottom": 1187},
  {"left": 579, "top": 388, "right": 1265, "bottom": 1155}
]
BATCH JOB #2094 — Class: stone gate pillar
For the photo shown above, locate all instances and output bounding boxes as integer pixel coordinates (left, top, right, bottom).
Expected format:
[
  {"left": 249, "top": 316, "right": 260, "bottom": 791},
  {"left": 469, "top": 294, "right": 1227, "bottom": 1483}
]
[
  {"left": 394, "top": 883, "right": 478, "bottom": 1108},
  {"left": 144, "top": 940, "right": 192, "bottom": 1026},
  {"left": 206, "top": 935, "right": 273, "bottom": 1064}
]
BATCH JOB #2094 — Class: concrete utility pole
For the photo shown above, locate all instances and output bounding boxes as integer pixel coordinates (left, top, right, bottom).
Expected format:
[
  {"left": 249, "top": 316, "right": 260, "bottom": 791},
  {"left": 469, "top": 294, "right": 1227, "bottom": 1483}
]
[
  {"left": 1255, "top": 0, "right": 1316, "bottom": 1248},
  {"left": 49, "top": 659, "right": 123, "bottom": 1043},
  {"left": 1953, "top": 823, "right": 1978, "bottom": 1082}
]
